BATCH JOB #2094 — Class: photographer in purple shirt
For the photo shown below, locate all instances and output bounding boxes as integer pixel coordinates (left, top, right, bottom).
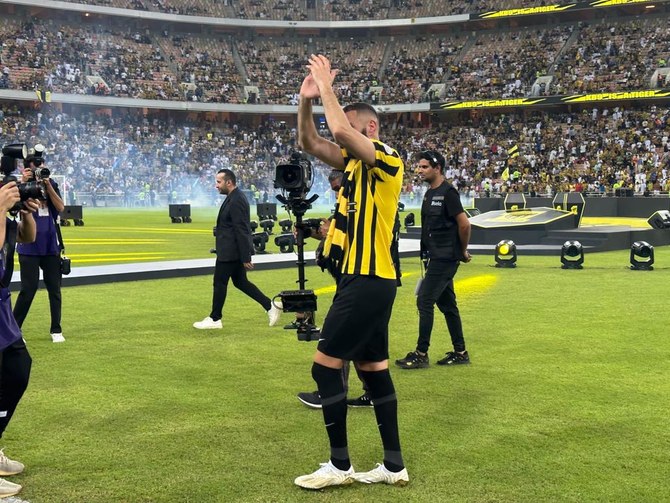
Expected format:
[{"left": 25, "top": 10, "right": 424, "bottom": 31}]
[{"left": 12, "top": 154, "right": 66, "bottom": 343}]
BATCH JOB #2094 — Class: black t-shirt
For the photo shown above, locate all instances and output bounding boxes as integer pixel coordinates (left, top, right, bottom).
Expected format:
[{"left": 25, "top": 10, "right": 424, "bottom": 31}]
[{"left": 421, "top": 180, "right": 464, "bottom": 261}]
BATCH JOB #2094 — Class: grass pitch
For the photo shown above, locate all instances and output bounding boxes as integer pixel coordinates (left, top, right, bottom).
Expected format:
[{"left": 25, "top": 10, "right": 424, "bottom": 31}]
[{"left": 6, "top": 208, "right": 669, "bottom": 502}]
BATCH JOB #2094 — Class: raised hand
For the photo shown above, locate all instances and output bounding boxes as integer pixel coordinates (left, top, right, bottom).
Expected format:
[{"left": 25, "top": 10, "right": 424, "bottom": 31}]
[
  {"left": 306, "top": 54, "right": 338, "bottom": 93},
  {"left": 299, "top": 74, "right": 321, "bottom": 99}
]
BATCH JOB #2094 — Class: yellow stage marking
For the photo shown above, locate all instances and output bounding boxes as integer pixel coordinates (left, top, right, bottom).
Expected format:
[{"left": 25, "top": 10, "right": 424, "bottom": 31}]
[
  {"left": 65, "top": 239, "right": 168, "bottom": 245},
  {"left": 67, "top": 252, "right": 174, "bottom": 258},
  {"left": 67, "top": 257, "right": 169, "bottom": 264},
  {"left": 78, "top": 227, "right": 212, "bottom": 234},
  {"left": 313, "top": 273, "right": 497, "bottom": 296},
  {"left": 581, "top": 216, "right": 650, "bottom": 228}
]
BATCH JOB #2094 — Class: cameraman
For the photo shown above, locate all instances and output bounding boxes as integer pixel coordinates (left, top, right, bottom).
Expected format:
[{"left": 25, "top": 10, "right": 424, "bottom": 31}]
[
  {"left": 0, "top": 181, "right": 39, "bottom": 498},
  {"left": 12, "top": 155, "right": 66, "bottom": 343}
]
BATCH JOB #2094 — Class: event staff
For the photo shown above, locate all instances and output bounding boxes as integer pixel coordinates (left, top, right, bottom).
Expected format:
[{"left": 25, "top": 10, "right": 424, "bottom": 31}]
[
  {"left": 193, "top": 169, "right": 282, "bottom": 330},
  {"left": 0, "top": 181, "right": 39, "bottom": 498},
  {"left": 13, "top": 155, "right": 66, "bottom": 343},
  {"left": 293, "top": 54, "right": 408, "bottom": 490},
  {"left": 396, "top": 150, "right": 472, "bottom": 370}
]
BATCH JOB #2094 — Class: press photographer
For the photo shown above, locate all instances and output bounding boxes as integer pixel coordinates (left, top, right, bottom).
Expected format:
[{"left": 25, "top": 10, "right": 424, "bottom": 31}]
[
  {"left": 0, "top": 147, "right": 40, "bottom": 499},
  {"left": 12, "top": 145, "right": 67, "bottom": 343}
]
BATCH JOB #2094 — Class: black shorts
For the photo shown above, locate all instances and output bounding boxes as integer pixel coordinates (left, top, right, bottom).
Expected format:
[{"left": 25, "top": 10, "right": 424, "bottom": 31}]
[{"left": 317, "top": 274, "right": 397, "bottom": 362}]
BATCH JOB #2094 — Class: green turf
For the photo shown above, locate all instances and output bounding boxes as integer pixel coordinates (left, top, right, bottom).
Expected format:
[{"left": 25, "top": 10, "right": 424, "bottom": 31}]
[
  {"left": 55, "top": 206, "right": 339, "bottom": 266},
  {"left": 7, "top": 234, "right": 670, "bottom": 502}
]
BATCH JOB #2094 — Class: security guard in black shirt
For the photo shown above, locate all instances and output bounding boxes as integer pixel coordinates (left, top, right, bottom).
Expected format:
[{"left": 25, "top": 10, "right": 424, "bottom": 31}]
[{"left": 396, "top": 150, "right": 472, "bottom": 369}]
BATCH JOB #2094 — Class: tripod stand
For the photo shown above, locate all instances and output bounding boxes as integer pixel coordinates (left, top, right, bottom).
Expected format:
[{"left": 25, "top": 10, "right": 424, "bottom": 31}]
[{"left": 276, "top": 193, "right": 320, "bottom": 341}]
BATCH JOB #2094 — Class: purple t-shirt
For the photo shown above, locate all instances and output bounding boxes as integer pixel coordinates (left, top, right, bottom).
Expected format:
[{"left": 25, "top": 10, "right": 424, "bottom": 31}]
[{"left": 16, "top": 181, "right": 61, "bottom": 256}]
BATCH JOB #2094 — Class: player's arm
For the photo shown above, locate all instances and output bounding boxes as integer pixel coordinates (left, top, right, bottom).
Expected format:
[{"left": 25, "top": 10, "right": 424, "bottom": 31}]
[{"left": 298, "top": 78, "right": 345, "bottom": 170}]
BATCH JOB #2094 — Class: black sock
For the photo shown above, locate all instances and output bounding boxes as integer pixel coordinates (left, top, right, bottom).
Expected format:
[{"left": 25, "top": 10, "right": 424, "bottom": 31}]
[
  {"left": 312, "top": 362, "right": 350, "bottom": 471},
  {"left": 360, "top": 368, "right": 404, "bottom": 472}
]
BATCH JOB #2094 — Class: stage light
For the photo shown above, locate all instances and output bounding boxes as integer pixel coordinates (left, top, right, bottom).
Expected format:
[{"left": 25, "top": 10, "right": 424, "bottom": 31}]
[
  {"left": 630, "top": 241, "right": 654, "bottom": 270},
  {"left": 279, "top": 218, "right": 293, "bottom": 233},
  {"left": 250, "top": 220, "right": 258, "bottom": 231},
  {"left": 256, "top": 202, "right": 277, "bottom": 222},
  {"left": 561, "top": 240, "right": 584, "bottom": 269},
  {"left": 274, "top": 232, "right": 295, "bottom": 253},
  {"left": 252, "top": 231, "right": 269, "bottom": 253},
  {"left": 260, "top": 219, "right": 275, "bottom": 234},
  {"left": 404, "top": 213, "right": 415, "bottom": 228},
  {"left": 494, "top": 239, "right": 517, "bottom": 268}
]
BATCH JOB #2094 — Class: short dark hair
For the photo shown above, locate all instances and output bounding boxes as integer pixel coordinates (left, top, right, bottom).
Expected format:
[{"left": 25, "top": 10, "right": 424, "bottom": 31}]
[
  {"left": 23, "top": 155, "right": 40, "bottom": 168},
  {"left": 418, "top": 150, "right": 446, "bottom": 172},
  {"left": 218, "top": 168, "right": 236, "bottom": 185},
  {"left": 342, "top": 102, "right": 379, "bottom": 121},
  {"left": 327, "top": 170, "right": 344, "bottom": 183}
]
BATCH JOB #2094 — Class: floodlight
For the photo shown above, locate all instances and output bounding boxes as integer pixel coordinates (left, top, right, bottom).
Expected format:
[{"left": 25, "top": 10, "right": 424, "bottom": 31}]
[
  {"left": 495, "top": 239, "right": 517, "bottom": 268},
  {"left": 630, "top": 241, "right": 654, "bottom": 270},
  {"left": 259, "top": 219, "right": 275, "bottom": 234},
  {"left": 274, "top": 232, "right": 296, "bottom": 253},
  {"left": 404, "top": 213, "right": 415, "bottom": 228},
  {"left": 561, "top": 240, "right": 584, "bottom": 269},
  {"left": 252, "top": 231, "right": 269, "bottom": 253},
  {"left": 279, "top": 218, "right": 293, "bottom": 233}
]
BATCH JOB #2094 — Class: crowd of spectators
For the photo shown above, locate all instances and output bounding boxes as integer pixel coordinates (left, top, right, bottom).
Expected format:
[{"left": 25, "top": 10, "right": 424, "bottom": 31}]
[
  {"left": 2, "top": 103, "right": 669, "bottom": 209},
  {"left": 552, "top": 18, "right": 670, "bottom": 95},
  {"left": 3, "top": 15, "right": 670, "bottom": 105},
  {"left": 59, "top": 0, "right": 553, "bottom": 21},
  {"left": 451, "top": 26, "right": 572, "bottom": 100}
]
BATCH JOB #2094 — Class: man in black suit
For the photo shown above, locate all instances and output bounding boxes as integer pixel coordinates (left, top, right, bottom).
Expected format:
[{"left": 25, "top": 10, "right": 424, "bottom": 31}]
[{"left": 193, "top": 169, "right": 282, "bottom": 330}]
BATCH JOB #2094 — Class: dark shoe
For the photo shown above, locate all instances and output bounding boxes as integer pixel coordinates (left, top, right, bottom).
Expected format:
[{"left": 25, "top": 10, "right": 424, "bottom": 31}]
[
  {"left": 396, "top": 351, "right": 429, "bottom": 369},
  {"left": 347, "top": 393, "right": 373, "bottom": 408},
  {"left": 395, "top": 351, "right": 419, "bottom": 366},
  {"left": 437, "top": 351, "right": 470, "bottom": 366},
  {"left": 284, "top": 320, "right": 300, "bottom": 330},
  {"left": 297, "top": 391, "right": 322, "bottom": 409}
]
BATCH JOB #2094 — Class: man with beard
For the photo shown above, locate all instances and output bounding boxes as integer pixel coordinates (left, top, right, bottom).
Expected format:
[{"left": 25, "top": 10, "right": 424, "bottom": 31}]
[
  {"left": 193, "top": 169, "right": 282, "bottom": 330},
  {"left": 396, "top": 150, "right": 472, "bottom": 370}
]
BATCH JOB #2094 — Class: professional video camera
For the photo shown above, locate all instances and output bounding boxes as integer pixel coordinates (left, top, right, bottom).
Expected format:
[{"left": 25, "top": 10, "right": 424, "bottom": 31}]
[
  {"left": 274, "top": 152, "right": 321, "bottom": 341},
  {"left": 0, "top": 143, "right": 47, "bottom": 213},
  {"left": 275, "top": 151, "right": 314, "bottom": 197}
]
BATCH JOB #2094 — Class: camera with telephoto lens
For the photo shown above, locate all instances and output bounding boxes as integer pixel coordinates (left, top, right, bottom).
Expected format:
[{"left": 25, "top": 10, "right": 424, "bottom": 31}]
[
  {"left": 28, "top": 144, "right": 50, "bottom": 180},
  {"left": 0, "top": 143, "right": 47, "bottom": 213}
]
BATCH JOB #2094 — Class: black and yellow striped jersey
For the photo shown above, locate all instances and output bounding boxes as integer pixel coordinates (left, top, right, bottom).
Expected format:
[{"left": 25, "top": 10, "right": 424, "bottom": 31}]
[{"left": 324, "top": 139, "right": 404, "bottom": 279}]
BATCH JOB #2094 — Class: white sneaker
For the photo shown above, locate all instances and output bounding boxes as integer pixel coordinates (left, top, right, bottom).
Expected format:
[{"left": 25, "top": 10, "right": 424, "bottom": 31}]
[
  {"left": 353, "top": 463, "right": 409, "bottom": 486},
  {"left": 0, "top": 478, "right": 21, "bottom": 498},
  {"left": 0, "top": 449, "right": 24, "bottom": 476},
  {"left": 192, "top": 317, "right": 222, "bottom": 330},
  {"left": 50, "top": 332, "right": 65, "bottom": 343},
  {"left": 294, "top": 461, "right": 354, "bottom": 490},
  {"left": 267, "top": 300, "right": 282, "bottom": 327}
]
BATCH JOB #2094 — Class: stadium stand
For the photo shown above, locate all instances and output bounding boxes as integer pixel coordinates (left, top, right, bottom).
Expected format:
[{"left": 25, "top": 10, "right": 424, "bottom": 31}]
[{"left": 1, "top": 0, "right": 670, "bottom": 208}]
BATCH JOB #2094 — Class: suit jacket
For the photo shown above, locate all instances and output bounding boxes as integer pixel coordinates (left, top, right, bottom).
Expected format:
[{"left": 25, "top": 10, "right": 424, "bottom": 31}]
[{"left": 214, "top": 187, "right": 254, "bottom": 263}]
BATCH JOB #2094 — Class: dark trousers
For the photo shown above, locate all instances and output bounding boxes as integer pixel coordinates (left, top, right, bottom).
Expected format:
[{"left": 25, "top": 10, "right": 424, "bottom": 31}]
[
  {"left": 416, "top": 259, "right": 466, "bottom": 354},
  {"left": 0, "top": 339, "right": 32, "bottom": 438},
  {"left": 210, "top": 260, "right": 271, "bottom": 321},
  {"left": 341, "top": 362, "right": 368, "bottom": 394},
  {"left": 13, "top": 254, "right": 62, "bottom": 333}
]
